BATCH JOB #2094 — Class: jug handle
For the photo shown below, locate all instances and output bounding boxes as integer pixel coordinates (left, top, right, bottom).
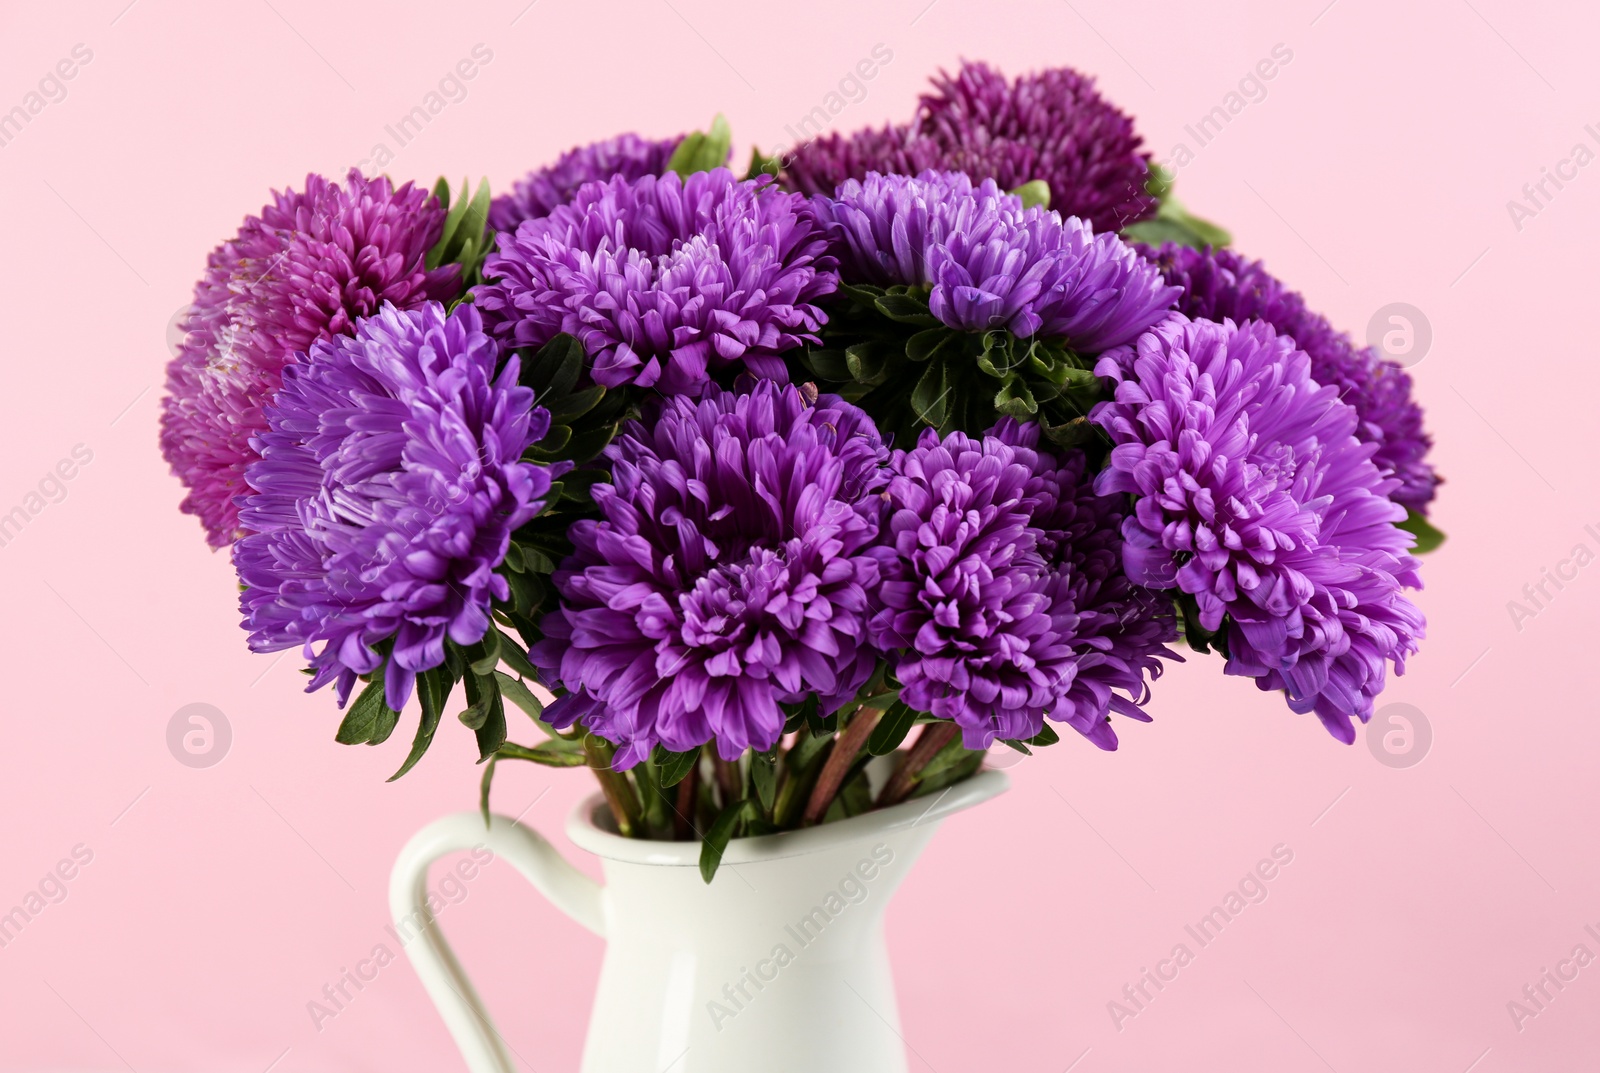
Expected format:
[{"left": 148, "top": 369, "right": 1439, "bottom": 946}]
[{"left": 389, "top": 811, "right": 605, "bottom": 1073}]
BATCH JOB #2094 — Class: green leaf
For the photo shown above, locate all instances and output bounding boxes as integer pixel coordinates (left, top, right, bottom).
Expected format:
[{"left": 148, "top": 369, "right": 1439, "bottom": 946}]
[
  {"left": 479, "top": 755, "right": 498, "bottom": 827},
  {"left": 1023, "top": 723, "right": 1060, "bottom": 748},
  {"left": 335, "top": 678, "right": 400, "bottom": 746},
  {"left": 745, "top": 146, "right": 782, "bottom": 179},
  {"left": 495, "top": 740, "right": 587, "bottom": 767},
  {"left": 1398, "top": 509, "right": 1446, "bottom": 554},
  {"left": 389, "top": 669, "right": 449, "bottom": 781},
  {"left": 493, "top": 671, "right": 544, "bottom": 722},
  {"left": 493, "top": 634, "right": 539, "bottom": 681},
  {"left": 666, "top": 114, "right": 732, "bottom": 177},
  {"left": 906, "top": 328, "right": 958, "bottom": 364},
  {"left": 910, "top": 361, "right": 951, "bottom": 429},
  {"left": 458, "top": 673, "right": 490, "bottom": 731},
  {"left": 874, "top": 293, "right": 940, "bottom": 327},
  {"left": 699, "top": 799, "right": 758, "bottom": 884},
  {"left": 655, "top": 746, "right": 700, "bottom": 788},
  {"left": 473, "top": 676, "right": 507, "bottom": 762},
  {"left": 469, "top": 629, "right": 502, "bottom": 675},
  {"left": 752, "top": 749, "right": 778, "bottom": 813},
  {"left": 1010, "top": 179, "right": 1051, "bottom": 210},
  {"left": 845, "top": 342, "right": 892, "bottom": 385},
  {"left": 802, "top": 347, "right": 852, "bottom": 381},
  {"left": 867, "top": 701, "right": 918, "bottom": 756},
  {"left": 993, "top": 376, "right": 1039, "bottom": 418}
]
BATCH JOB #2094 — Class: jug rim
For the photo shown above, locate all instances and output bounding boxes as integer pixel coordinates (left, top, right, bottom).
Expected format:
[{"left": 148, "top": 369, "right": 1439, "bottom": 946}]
[{"left": 565, "top": 766, "right": 1009, "bottom": 866}]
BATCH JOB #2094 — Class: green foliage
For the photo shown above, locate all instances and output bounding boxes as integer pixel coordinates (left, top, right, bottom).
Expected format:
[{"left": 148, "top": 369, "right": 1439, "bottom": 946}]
[
  {"left": 1398, "top": 509, "right": 1446, "bottom": 554},
  {"left": 666, "top": 114, "right": 732, "bottom": 178},
  {"left": 1010, "top": 179, "right": 1051, "bottom": 210},
  {"left": 1121, "top": 164, "right": 1231, "bottom": 250},
  {"left": 796, "top": 283, "right": 1109, "bottom": 449},
  {"left": 427, "top": 177, "right": 494, "bottom": 290},
  {"left": 699, "top": 798, "right": 758, "bottom": 883}
]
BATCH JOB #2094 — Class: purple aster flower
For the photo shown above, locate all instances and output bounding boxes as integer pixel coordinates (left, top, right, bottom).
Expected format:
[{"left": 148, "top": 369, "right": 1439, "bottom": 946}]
[
  {"left": 1091, "top": 315, "right": 1424, "bottom": 740},
  {"left": 1143, "top": 243, "right": 1439, "bottom": 513},
  {"left": 475, "top": 169, "right": 837, "bottom": 396},
  {"left": 488, "top": 132, "right": 686, "bottom": 233},
  {"left": 161, "top": 171, "right": 460, "bottom": 547},
  {"left": 816, "top": 171, "right": 1177, "bottom": 350},
  {"left": 782, "top": 123, "right": 942, "bottom": 198},
  {"left": 531, "top": 380, "right": 890, "bottom": 767},
  {"left": 234, "top": 302, "right": 558, "bottom": 712},
  {"left": 990, "top": 419, "right": 1179, "bottom": 748},
  {"left": 785, "top": 61, "right": 1156, "bottom": 234},
  {"left": 865, "top": 427, "right": 1077, "bottom": 749}
]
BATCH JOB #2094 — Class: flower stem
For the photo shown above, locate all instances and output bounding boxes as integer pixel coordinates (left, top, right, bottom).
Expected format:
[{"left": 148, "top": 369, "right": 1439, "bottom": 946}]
[
  {"left": 802, "top": 706, "right": 882, "bottom": 825},
  {"left": 672, "top": 760, "right": 699, "bottom": 841},
  {"left": 877, "top": 722, "right": 960, "bottom": 807},
  {"left": 712, "top": 751, "right": 742, "bottom": 808},
  {"left": 584, "top": 734, "right": 639, "bottom": 838}
]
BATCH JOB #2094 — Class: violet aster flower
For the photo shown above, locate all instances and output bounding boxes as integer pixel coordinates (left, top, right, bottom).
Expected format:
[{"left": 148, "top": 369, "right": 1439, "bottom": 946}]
[
  {"left": 488, "top": 132, "right": 685, "bottom": 233},
  {"left": 785, "top": 61, "right": 1156, "bottom": 234},
  {"left": 475, "top": 169, "right": 837, "bottom": 396},
  {"left": 161, "top": 171, "right": 460, "bottom": 547},
  {"left": 990, "top": 419, "right": 1179, "bottom": 748},
  {"left": 817, "top": 171, "right": 1177, "bottom": 350},
  {"left": 866, "top": 427, "right": 1076, "bottom": 749},
  {"left": 1144, "top": 242, "right": 1439, "bottom": 513},
  {"left": 532, "top": 380, "right": 890, "bottom": 767},
  {"left": 234, "top": 302, "right": 558, "bottom": 712},
  {"left": 1091, "top": 315, "right": 1424, "bottom": 740}
]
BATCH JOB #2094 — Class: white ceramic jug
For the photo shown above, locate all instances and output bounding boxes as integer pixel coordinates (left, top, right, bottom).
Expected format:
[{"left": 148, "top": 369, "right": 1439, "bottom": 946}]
[{"left": 390, "top": 767, "right": 1008, "bottom": 1073}]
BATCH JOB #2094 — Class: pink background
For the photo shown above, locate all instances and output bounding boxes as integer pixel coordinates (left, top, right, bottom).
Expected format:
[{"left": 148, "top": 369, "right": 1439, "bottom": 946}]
[{"left": 0, "top": 0, "right": 1595, "bottom": 1069}]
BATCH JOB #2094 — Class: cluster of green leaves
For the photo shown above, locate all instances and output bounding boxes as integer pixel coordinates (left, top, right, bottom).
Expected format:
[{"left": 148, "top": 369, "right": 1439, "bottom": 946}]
[
  {"left": 427, "top": 177, "right": 494, "bottom": 292},
  {"left": 795, "top": 282, "right": 1109, "bottom": 450}
]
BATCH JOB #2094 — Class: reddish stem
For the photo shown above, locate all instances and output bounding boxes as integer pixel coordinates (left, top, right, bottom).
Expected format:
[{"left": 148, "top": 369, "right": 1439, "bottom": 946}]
[
  {"left": 803, "top": 707, "right": 883, "bottom": 826},
  {"left": 877, "top": 722, "right": 960, "bottom": 807}
]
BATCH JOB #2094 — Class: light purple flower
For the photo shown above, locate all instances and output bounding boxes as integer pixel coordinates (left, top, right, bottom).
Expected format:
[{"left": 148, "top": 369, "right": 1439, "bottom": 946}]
[
  {"left": 475, "top": 169, "right": 837, "bottom": 397},
  {"left": 1091, "top": 315, "right": 1424, "bottom": 740},
  {"left": 161, "top": 171, "right": 460, "bottom": 547},
  {"left": 532, "top": 381, "right": 890, "bottom": 767},
  {"left": 234, "top": 302, "right": 558, "bottom": 711},
  {"left": 816, "top": 171, "right": 1176, "bottom": 350}
]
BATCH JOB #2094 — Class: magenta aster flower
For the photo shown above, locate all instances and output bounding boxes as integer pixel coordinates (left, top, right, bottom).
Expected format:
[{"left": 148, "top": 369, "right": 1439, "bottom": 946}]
[
  {"left": 1143, "top": 243, "right": 1439, "bottom": 513},
  {"left": 234, "top": 302, "right": 558, "bottom": 711},
  {"left": 1091, "top": 315, "right": 1424, "bottom": 740},
  {"left": 488, "top": 132, "right": 685, "bottom": 233},
  {"left": 817, "top": 171, "right": 1176, "bottom": 350},
  {"left": 161, "top": 171, "right": 460, "bottom": 547},
  {"left": 785, "top": 61, "right": 1156, "bottom": 233},
  {"left": 532, "top": 381, "right": 890, "bottom": 767},
  {"left": 475, "top": 169, "right": 837, "bottom": 396},
  {"left": 782, "top": 123, "right": 942, "bottom": 198}
]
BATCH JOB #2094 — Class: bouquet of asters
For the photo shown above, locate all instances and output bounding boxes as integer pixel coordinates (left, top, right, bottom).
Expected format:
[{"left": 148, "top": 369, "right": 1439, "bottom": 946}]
[{"left": 162, "top": 61, "right": 1440, "bottom": 880}]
